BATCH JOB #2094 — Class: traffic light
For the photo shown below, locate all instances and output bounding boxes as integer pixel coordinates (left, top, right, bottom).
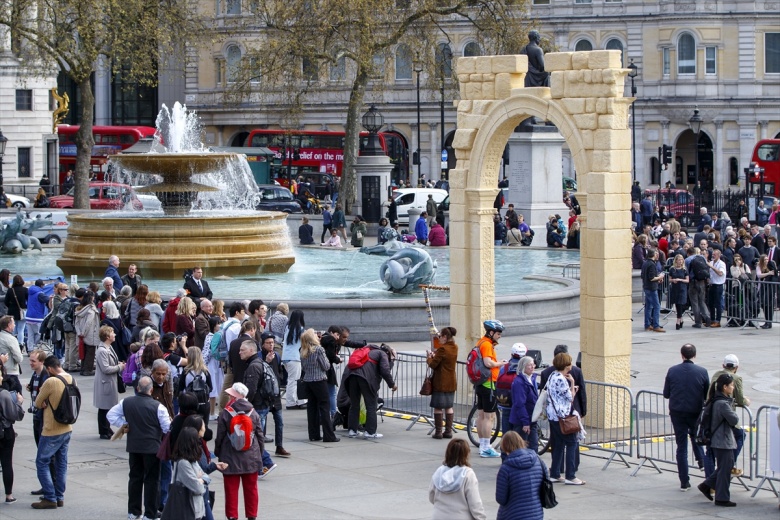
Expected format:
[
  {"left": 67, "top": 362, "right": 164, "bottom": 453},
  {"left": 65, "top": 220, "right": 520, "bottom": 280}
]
[
  {"left": 662, "top": 144, "right": 672, "bottom": 166},
  {"left": 412, "top": 150, "right": 420, "bottom": 166}
]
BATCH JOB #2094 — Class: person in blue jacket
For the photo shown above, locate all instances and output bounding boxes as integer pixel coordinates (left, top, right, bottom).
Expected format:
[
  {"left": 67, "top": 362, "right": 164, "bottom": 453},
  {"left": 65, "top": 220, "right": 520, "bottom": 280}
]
[
  {"left": 495, "top": 431, "right": 544, "bottom": 520},
  {"left": 415, "top": 212, "right": 429, "bottom": 245},
  {"left": 509, "top": 356, "right": 539, "bottom": 452}
]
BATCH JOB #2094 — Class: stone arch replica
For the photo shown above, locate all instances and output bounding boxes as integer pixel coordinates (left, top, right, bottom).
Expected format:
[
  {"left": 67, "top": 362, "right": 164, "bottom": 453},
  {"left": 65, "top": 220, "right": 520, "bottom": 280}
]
[{"left": 450, "top": 50, "right": 632, "bottom": 387}]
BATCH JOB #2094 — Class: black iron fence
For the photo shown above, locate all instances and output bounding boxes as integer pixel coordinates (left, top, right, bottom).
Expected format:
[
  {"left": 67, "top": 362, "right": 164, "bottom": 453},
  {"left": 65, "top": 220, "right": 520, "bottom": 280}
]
[{"left": 641, "top": 188, "right": 770, "bottom": 230}]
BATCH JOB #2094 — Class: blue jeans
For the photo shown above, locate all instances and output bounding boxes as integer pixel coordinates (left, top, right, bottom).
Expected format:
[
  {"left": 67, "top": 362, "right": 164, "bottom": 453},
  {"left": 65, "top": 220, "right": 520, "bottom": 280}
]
[
  {"left": 14, "top": 318, "right": 26, "bottom": 348},
  {"left": 708, "top": 283, "right": 724, "bottom": 322},
  {"left": 257, "top": 407, "right": 284, "bottom": 447},
  {"left": 514, "top": 423, "right": 539, "bottom": 454},
  {"left": 498, "top": 406, "right": 511, "bottom": 434},
  {"left": 549, "top": 420, "right": 577, "bottom": 480},
  {"left": 159, "top": 459, "right": 171, "bottom": 509},
  {"left": 202, "top": 490, "right": 214, "bottom": 520},
  {"left": 644, "top": 289, "right": 661, "bottom": 329},
  {"left": 36, "top": 432, "right": 70, "bottom": 502},
  {"left": 328, "top": 384, "right": 337, "bottom": 416},
  {"left": 262, "top": 449, "right": 274, "bottom": 469},
  {"left": 670, "top": 413, "right": 705, "bottom": 485}
]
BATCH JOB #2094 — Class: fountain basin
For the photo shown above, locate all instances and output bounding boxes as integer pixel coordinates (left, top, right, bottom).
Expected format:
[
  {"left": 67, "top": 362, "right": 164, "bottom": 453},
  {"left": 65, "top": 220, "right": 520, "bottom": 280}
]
[{"left": 57, "top": 211, "right": 295, "bottom": 278}]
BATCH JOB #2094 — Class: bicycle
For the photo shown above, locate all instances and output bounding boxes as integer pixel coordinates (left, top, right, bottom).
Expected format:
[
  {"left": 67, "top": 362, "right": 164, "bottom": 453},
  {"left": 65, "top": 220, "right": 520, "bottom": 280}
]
[{"left": 466, "top": 403, "right": 550, "bottom": 456}]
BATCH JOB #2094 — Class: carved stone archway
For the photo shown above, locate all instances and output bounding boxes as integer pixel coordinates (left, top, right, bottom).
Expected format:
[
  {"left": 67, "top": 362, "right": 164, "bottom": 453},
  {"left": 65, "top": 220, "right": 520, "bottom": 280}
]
[{"left": 450, "top": 51, "right": 633, "bottom": 387}]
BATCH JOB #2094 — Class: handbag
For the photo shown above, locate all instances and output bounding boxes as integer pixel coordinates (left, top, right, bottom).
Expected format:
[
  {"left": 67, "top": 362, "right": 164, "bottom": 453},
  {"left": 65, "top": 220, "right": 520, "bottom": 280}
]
[
  {"left": 539, "top": 460, "right": 558, "bottom": 509},
  {"left": 419, "top": 369, "right": 433, "bottom": 396},
  {"left": 356, "top": 230, "right": 363, "bottom": 240},
  {"left": 120, "top": 323, "right": 132, "bottom": 346},
  {"left": 531, "top": 380, "right": 549, "bottom": 423},
  {"left": 11, "top": 289, "right": 25, "bottom": 320},
  {"left": 156, "top": 431, "right": 173, "bottom": 461},
  {"left": 559, "top": 413, "right": 580, "bottom": 435},
  {"left": 116, "top": 372, "right": 126, "bottom": 394},
  {"left": 160, "top": 463, "right": 196, "bottom": 520}
]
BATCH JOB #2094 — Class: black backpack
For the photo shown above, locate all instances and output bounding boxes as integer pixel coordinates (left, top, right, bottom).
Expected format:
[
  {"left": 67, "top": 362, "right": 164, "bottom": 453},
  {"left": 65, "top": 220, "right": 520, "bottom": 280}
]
[
  {"left": 695, "top": 396, "right": 726, "bottom": 447},
  {"left": 185, "top": 373, "right": 209, "bottom": 406},
  {"left": 53, "top": 298, "right": 76, "bottom": 334},
  {"left": 691, "top": 256, "right": 710, "bottom": 281},
  {"left": 257, "top": 360, "right": 280, "bottom": 405},
  {"left": 49, "top": 374, "right": 81, "bottom": 425}
]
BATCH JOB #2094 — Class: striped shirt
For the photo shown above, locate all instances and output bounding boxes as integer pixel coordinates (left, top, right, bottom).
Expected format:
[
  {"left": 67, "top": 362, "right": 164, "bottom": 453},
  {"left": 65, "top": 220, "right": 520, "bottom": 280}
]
[{"left": 300, "top": 346, "right": 329, "bottom": 382}]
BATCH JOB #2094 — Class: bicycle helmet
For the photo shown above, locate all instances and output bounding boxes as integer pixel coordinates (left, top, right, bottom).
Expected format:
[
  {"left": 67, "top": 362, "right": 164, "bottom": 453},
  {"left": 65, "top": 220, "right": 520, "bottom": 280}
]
[{"left": 483, "top": 320, "right": 505, "bottom": 333}]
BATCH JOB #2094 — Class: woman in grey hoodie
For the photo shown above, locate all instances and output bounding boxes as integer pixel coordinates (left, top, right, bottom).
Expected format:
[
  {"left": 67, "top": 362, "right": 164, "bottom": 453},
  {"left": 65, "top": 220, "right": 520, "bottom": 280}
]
[{"left": 429, "top": 438, "right": 486, "bottom": 520}]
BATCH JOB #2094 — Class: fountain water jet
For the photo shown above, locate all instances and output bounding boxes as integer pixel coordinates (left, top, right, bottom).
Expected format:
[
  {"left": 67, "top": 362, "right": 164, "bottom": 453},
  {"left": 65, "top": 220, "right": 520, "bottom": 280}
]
[{"left": 57, "top": 102, "right": 295, "bottom": 278}]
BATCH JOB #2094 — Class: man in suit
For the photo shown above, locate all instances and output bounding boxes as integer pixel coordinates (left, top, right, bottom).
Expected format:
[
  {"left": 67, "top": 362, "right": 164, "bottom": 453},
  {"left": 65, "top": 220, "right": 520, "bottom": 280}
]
[
  {"left": 750, "top": 224, "right": 766, "bottom": 255},
  {"left": 640, "top": 194, "right": 654, "bottom": 226},
  {"left": 540, "top": 344, "right": 587, "bottom": 468},
  {"left": 183, "top": 266, "right": 213, "bottom": 301}
]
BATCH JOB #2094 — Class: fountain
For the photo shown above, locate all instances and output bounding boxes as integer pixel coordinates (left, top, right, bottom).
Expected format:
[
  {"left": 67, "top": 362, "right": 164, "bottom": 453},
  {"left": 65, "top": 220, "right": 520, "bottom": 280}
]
[{"left": 56, "top": 103, "right": 295, "bottom": 278}]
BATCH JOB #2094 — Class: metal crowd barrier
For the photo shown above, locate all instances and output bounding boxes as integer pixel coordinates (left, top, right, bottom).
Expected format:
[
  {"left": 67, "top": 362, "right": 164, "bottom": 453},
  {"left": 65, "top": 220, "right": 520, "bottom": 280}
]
[
  {"left": 724, "top": 278, "right": 780, "bottom": 328},
  {"left": 751, "top": 405, "right": 780, "bottom": 498},
  {"left": 562, "top": 263, "right": 581, "bottom": 280},
  {"left": 633, "top": 390, "right": 754, "bottom": 486},
  {"left": 581, "top": 381, "right": 634, "bottom": 470}
]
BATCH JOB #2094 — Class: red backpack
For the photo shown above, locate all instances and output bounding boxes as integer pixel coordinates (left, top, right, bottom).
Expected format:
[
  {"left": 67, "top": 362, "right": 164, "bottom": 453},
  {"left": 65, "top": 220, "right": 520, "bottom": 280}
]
[
  {"left": 466, "top": 344, "right": 491, "bottom": 385},
  {"left": 495, "top": 364, "right": 516, "bottom": 407},
  {"left": 347, "top": 346, "right": 378, "bottom": 370},
  {"left": 225, "top": 406, "right": 254, "bottom": 451}
]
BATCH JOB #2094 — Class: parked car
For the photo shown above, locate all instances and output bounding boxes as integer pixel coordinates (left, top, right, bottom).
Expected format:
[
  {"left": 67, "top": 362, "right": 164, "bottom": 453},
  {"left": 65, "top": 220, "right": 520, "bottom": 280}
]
[
  {"left": 644, "top": 188, "right": 695, "bottom": 227},
  {"left": 5, "top": 194, "right": 32, "bottom": 209},
  {"left": 49, "top": 182, "right": 144, "bottom": 210},
  {"left": 392, "top": 188, "right": 448, "bottom": 225},
  {"left": 255, "top": 185, "right": 303, "bottom": 213},
  {"left": 25, "top": 210, "right": 70, "bottom": 244},
  {"left": 133, "top": 188, "right": 162, "bottom": 211}
]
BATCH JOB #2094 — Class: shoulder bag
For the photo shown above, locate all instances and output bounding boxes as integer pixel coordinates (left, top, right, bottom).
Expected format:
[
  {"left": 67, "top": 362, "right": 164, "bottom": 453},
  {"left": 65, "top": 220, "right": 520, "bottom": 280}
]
[
  {"left": 160, "top": 463, "right": 196, "bottom": 520},
  {"left": 531, "top": 379, "right": 549, "bottom": 423},
  {"left": 419, "top": 368, "right": 433, "bottom": 396},
  {"left": 11, "top": 288, "right": 25, "bottom": 320},
  {"left": 551, "top": 388, "right": 580, "bottom": 435},
  {"left": 539, "top": 458, "right": 558, "bottom": 509}
]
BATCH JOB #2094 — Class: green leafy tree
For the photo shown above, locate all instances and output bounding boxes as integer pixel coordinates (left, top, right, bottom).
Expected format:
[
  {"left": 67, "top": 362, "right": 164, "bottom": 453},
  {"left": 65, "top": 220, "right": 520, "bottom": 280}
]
[
  {"left": 0, "top": 0, "right": 206, "bottom": 207},
  {"left": 230, "top": 0, "right": 534, "bottom": 213}
]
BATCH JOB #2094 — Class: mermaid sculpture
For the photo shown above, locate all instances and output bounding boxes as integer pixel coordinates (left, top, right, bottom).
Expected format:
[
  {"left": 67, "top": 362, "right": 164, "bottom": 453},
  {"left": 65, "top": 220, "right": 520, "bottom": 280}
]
[
  {"left": 1, "top": 211, "right": 50, "bottom": 254},
  {"left": 379, "top": 247, "right": 436, "bottom": 293}
]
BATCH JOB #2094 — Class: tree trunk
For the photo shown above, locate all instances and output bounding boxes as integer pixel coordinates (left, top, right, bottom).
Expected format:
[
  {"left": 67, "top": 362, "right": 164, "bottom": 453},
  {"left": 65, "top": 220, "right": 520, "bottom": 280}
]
[
  {"left": 340, "top": 69, "right": 368, "bottom": 216},
  {"left": 73, "top": 75, "right": 95, "bottom": 210}
]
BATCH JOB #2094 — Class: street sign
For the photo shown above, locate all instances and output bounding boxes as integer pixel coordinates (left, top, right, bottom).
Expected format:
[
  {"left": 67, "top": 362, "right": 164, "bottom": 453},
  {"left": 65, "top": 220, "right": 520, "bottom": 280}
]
[{"left": 441, "top": 149, "right": 448, "bottom": 170}]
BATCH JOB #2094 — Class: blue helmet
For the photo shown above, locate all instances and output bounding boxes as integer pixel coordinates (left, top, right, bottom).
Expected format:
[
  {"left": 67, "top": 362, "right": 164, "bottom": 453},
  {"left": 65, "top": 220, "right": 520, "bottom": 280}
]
[{"left": 483, "top": 320, "right": 505, "bottom": 333}]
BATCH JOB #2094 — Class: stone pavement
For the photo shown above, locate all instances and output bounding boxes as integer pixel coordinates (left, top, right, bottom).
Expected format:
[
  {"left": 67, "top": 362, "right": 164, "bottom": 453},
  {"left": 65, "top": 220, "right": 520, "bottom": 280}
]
[{"left": 2, "top": 303, "right": 778, "bottom": 520}]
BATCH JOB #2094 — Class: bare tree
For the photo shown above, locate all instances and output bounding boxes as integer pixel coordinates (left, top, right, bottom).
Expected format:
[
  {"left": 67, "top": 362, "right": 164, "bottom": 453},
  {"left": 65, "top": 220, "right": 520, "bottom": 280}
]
[
  {"left": 229, "top": 0, "right": 535, "bottom": 213},
  {"left": 0, "top": 0, "right": 206, "bottom": 208}
]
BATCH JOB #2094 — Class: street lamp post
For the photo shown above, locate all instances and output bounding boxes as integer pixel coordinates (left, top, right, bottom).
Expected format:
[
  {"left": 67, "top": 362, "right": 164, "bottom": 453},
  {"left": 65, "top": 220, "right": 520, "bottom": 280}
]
[
  {"left": 627, "top": 59, "right": 638, "bottom": 182},
  {"left": 439, "top": 46, "right": 452, "bottom": 177},
  {"left": 688, "top": 106, "right": 703, "bottom": 201},
  {"left": 413, "top": 57, "right": 423, "bottom": 187},
  {"left": 361, "top": 104, "right": 385, "bottom": 155},
  {"left": 0, "top": 129, "right": 7, "bottom": 188}
]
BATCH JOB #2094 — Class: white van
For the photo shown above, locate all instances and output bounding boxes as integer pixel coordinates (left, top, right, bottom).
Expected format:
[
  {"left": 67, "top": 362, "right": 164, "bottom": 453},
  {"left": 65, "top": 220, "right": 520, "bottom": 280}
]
[
  {"left": 26, "top": 210, "right": 70, "bottom": 244},
  {"left": 392, "top": 188, "right": 448, "bottom": 225}
]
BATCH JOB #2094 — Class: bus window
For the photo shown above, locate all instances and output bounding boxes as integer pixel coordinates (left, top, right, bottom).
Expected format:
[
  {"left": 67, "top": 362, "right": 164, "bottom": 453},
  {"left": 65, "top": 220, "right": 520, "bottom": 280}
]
[{"left": 757, "top": 143, "right": 778, "bottom": 161}]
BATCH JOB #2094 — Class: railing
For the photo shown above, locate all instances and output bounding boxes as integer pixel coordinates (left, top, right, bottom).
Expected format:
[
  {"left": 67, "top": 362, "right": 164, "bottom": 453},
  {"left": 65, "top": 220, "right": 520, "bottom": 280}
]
[
  {"left": 641, "top": 187, "right": 772, "bottom": 229},
  {"left": 562, "top": 263, "right": 581, "bottom": 280},
  {"left": 750, "top": 405, "right": 780, "bottom": 498},
  {"left": 723, "top": 278, "right": 780, "bottom": 327},
  {"left": 581, "top": 381, "right": 634, "bottom": 470},
  {"left": 5, "top": 183, "right": 64, "bottom": 199}
]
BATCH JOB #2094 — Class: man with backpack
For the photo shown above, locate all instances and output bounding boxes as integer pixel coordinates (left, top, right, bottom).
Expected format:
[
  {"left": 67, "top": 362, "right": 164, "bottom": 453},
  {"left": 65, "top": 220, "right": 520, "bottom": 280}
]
[
  {"left": 343, "top": 343, "right": 397, "bottom": 439},
  {"left": 60, "top": 286, "right": 82, "bottom": 373},
  {"left": 708, "top": 354, "right": 749, "bottom": 478},
  {"left": 663, "top": 343, "right": 710, "bottom": 491},
  {"left": 32, "top": 356, "right": 78, "bottom": 509},
  {"left": 496, "top": 343, "right": 527, "bottom": 434},
  {"left": 688, "top": 249, "right": 712, "bottom": 328},
  {"left": 472, "top": 320, "right": 508, "bottom": 458}
]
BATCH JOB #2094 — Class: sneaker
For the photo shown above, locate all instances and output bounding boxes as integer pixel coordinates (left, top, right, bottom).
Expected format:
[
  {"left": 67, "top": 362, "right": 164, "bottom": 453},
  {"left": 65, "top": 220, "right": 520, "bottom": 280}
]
[
  {"left": 128, "top": 514, "right": 141, "bottom": 520},
  {"left": 697, "top": 482, "right": 713, "bottom": 501},
  {"left": 208, "top": 414, "right": 218, "bottom": 421},
  {"left": 363, "top": 433, "right": 384, "bottom": 439},
  {"left": 5, "top": 497, "right": 17, "bottom": 503},
  {"left": 564, "top": 478, "right": 586, "bottom": 485},
  {"left": 680, "top": 482, "right": 691, "bottom": 491},
  {"left": 347, "top": 430, "right": 360, "bottom": 438},
  {"left": 258, "top": 463, "right": 277, "bottom": 480},
  {"left": 479, "top": 447, "right": 501, "bottom": 458}
]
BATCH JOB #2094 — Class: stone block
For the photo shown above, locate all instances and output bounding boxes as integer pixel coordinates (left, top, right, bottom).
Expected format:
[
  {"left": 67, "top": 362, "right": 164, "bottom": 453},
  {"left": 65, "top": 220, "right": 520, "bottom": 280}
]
[
  {"left": 580, "top": 129, "right": 594, "bottom": 149},
  {"left": 598, "top": 114, "right": 628, "bottom": 130},
  {"left": 595, "top": 98, "right": 607, "bottom": 114},
  {"left": 586, "top": 98, "right": 597, "bottom": 113},
  {"left": 471, "top": 100, "right": 495, "bottom": 115},
  {"left": 580, "top": 296, "right": 633, "bottom": 328},
  {"left": 591, "top": 69, "right": 603, "bottom": 83},
  {"left": 561, "top": 98, "right": 586, "bottom": 114},
  {"left": 601, "top": 68, "right": 623, "bottom": 85},
  {"left": 452, "top": 129, "right": 478, "bottom": 150},
  {"left": 581, "top": 353, "right": 632, "bottom": 389},
  {"left": 458, "top": 74, "right": 471, "bottom": 84},
  {"left": 482, "top": 73, "right": 495, "bottom": 82},
  {"left": 491, "top": 55, "right": 528, "bottom": 74},
  {"left": 588, "top": 50, "right": 622, "bottom": 70},
  {"left": 545, "top": 52, "right": 572, "bottom": 71},
  {"left": 457, "top": 57, "right": 477, "bottom": 74},
  {"left": 481, "top": 81, "right": 495, "bottom": 99},
  {"left": 581, "top": 319, "right": 632, "bottom": 358},
  {"left": 593, "top": 129, "right": 631, "bottom": 150},
  {"left": 592, "top": 149, "right": 631, "bottom": 172},
  {"left": 494, "top": 73, "right": 512, "bottom": 99},
  {"left": 550, "top": 71, "right": 565, "bottom": 98},
  {"left": 522, "top": 87, "right": 552, "bottom": 99},
  {"left": 475, "top": 58, "right": 493, "bottom": 74},
  {"left": 448, "top": 171, "right": 466, "bottom": 191},
  {"left": 573, "top": 113, "right": 598, "bottom": 130},
  {"left": 585, "top": 209, "right": 630, "bottom": 230},
  {"left": 572, "top": 52, "right": 590, "bottom": 70},
  {"left": 583, "top": 70, "right": 592, "bottom": 84},
  {"left": 457, "top": 100, "right": 473, "bottom": 113},
  {"left": 470, "top": 74, "right": 483, "bottom": 82},
  {"left": 457, "top": 113, "right": 486, "bottom": 130},
  {"left": 587, "top": 171, "right": 632, "bottom": 195},
  {"left": 582, "top": 231, "right": 632, "bottom": 261},
  {"left": 586, "top": 195, "right": 631, "bottom": 221},
  {"left": 464, "top": 82, "right": 481, "bottom": 100}
]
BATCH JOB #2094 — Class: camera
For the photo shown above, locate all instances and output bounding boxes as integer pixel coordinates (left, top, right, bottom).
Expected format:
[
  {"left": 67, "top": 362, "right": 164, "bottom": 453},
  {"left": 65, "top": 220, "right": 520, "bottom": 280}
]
[{"left": 176, "top": 334, "right": 187, "bottom": 341}]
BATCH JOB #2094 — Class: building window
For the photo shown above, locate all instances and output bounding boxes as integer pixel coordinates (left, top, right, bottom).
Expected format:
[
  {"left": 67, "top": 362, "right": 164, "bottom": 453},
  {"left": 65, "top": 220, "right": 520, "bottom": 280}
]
[
  {"left": 18, "top": 147, "right": 31, "bottom": 178},
  {"left": 215, "top": 59, "right": 223, "bottom": 85},
  {"left": 373, "top": 53, "right": 385, "bottom": 77},
  {"left": 677, "top": 33, "right": 696, "bottom": 75},
  {"left": 705, "top": 46, "right": 716, "bottom": 75},
  {"left": 226, "top": 45, "right": 241, "bottom": 83},
  {"left": 112, "top": 67, "right": 158, "bottom": 126},
  {"left": 729, "top": 157, "right": 739, "bottom": 185},
  {"left": 464, "top": 42, "right": 482, "bottom": 57},
  {"left": 574, "top": 0, "right": 592, "bottom": 4},
  {"left": 395, "top": 44, "right": 413, "bottom": 80},
  {"left": 16, "top": 89, "right": 32, "bottom": 110},
  {"left": 226, "top": 0, "right": 240, "bottom": 14},
  {"left": 663, "top": 48, "right": 670, "bottom": 76},
  {"left": 302, "top": 57, "right": 318, "bottom": 82},
  {"left": 606, "top": 38, "right": 624, "bottom": 67},
  {"left": 574, "top": 40, "right": 593, "bottom": 52},
  {"left": 532, "top": 0, "right": 550, "bottom": 4},
  {"left": 436, "top": 43, "right": 453, "bottom": 79},
  {"left": 766, "top": 33, "right": 780, "bottom": 74},
  {"left": 330, "top": 57, "right": 346, "bottom": 81}
]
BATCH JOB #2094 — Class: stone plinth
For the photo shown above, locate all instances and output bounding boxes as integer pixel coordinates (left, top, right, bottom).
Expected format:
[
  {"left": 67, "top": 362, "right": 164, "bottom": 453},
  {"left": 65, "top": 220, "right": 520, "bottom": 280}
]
[{"left": 354, "top": 155, "right": 393, "bottom": 223}]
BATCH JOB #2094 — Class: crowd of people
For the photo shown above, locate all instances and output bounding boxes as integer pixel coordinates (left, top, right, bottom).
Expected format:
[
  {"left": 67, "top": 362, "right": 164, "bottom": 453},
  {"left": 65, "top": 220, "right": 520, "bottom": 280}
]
[{"left": 633, "top": 204, "right": 779, "bottom": 332}]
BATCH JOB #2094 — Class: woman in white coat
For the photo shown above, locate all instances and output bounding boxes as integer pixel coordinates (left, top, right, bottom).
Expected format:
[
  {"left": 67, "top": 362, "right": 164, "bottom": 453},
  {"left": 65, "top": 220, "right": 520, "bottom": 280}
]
[{"left": 429, "top": 438, "right": 486, "bottom": 520}]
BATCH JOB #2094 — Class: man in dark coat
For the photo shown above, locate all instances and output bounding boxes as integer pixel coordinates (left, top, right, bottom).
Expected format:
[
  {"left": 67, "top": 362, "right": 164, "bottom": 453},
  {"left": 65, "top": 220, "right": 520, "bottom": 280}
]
[
  {"left": 663, "top": 344, "right": 710, "bottom": 489},
  {"left": 342, "top": 344, "right": 397, "bottom": 439},
  {"left": 183, "top": 266, "right": 213, "bottom": 301},
  {"left": 105, "top": 255, "right": 124, "bottom": 292}
]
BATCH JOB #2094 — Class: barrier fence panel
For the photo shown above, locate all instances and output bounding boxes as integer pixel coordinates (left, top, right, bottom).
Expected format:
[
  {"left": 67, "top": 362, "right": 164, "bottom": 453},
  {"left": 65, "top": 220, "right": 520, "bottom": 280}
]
[
  {"left": 562, "top": 263, "right": 580, "bottom": 280},
  {"left": 581, "top": 381, "right": 634, "bottom": 470},
  {"left": 724, "top": 278, "right": 780, "bottom": 328},
  {"left": 751, "top": 405, "right": 780, "bottom": 498}
]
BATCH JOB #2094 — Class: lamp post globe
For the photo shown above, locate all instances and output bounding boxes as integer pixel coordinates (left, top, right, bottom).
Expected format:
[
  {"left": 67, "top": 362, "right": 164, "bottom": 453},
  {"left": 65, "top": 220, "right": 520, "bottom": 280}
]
[
  {"left": 627, "top": 59, "right": 638, "bottom": 182},
  {"left": 689, "top": 106, "right": 703, "bottom": 192},
  {"left": 361, "top": 104, "right": 385, "bottom": 156}
]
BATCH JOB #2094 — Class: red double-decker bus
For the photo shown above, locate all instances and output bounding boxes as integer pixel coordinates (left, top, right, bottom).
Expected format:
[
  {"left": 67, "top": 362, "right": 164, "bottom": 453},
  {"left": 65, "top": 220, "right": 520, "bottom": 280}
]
[
  {"left": 57, "top": 125, "right": 156, "bottom": 185},
  {"left": 245, "top": 129, "right": 409, "bottom": 186},
  {"left": 750, "top": 139, "right": 780, "bottom": 198}
]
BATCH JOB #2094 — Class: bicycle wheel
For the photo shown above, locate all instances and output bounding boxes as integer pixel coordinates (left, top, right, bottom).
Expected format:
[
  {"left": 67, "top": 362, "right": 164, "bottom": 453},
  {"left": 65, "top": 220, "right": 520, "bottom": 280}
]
[
  {"left": 466, "top": 405, "right": 501, "bottom": 448},
  {"left": 536, "top": 417, "right": 550, "bottom": 455}
]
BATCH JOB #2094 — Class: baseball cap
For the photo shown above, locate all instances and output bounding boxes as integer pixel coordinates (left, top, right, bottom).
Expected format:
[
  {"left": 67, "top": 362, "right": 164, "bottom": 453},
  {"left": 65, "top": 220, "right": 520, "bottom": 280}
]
[
  {"left": 723, "top": 354, "right": 739, "bottom": 368},
  {"left": 511, "top": 343, "right": 527, "bottom": 358},
  {"left": 225, "top": 382, "right": 249, "bottom": 399}
]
